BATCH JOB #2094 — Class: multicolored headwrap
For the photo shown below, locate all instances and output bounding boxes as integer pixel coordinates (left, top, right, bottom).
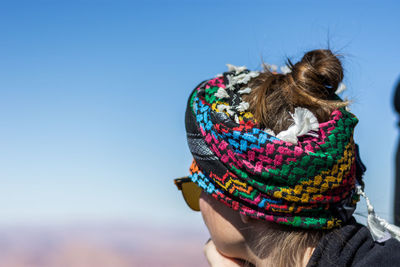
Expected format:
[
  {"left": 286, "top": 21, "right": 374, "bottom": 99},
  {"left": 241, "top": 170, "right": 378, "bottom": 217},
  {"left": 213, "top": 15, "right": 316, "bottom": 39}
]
[{"left": 185, "top": 66, "right": 364, "bottom": 230}]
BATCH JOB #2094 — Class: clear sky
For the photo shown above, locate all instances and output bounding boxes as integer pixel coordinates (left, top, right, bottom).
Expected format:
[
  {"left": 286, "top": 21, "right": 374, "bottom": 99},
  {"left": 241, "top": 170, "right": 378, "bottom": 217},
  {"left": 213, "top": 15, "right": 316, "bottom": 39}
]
[{"left": 0, "top": 0, "right": 399, "bottom": 229}]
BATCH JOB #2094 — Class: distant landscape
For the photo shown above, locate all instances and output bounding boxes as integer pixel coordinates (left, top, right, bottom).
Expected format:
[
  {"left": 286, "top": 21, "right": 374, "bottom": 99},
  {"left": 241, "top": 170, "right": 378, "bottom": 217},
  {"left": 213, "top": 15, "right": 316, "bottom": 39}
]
[{"left": 0, "top": 223, "right": 209, "bottom": 267}]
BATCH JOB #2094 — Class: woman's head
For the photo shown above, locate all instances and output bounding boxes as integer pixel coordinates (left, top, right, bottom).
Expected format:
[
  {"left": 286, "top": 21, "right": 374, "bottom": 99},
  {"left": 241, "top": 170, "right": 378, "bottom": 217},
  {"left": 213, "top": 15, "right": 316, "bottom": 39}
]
[
  {"left": 179, "top": 48, "right": 365, "bottom": 265},
  {"left": 184, "top": 48, "right": 362, "bottom": 230}
]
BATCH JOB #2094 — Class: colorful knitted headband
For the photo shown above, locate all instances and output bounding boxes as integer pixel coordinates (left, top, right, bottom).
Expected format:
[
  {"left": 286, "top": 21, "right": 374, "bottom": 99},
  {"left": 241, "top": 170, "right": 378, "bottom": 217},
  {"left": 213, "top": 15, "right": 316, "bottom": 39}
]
[{"left": 185, "top": 65, "right": 363, "bottom": 230}]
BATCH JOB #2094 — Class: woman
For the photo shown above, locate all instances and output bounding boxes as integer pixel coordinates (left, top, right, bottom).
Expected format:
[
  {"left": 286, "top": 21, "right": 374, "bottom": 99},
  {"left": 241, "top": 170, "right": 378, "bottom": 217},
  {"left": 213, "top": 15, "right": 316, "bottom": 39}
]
[{"left": 174, "top": 49, "right": 400, "bottom": 266}]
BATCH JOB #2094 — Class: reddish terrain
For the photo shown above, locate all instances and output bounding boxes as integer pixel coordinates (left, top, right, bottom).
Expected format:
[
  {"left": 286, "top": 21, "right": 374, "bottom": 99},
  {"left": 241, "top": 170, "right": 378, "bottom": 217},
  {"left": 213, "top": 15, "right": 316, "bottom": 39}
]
[{"left": 0, "top": 223, "right": 209, "bottom": 267}]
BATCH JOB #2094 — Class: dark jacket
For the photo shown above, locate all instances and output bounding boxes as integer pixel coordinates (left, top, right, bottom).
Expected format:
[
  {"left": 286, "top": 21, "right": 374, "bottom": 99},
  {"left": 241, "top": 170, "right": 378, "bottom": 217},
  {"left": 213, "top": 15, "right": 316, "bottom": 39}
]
[{"left": 307, "top": 218, "right": 400, "bottom": 266}]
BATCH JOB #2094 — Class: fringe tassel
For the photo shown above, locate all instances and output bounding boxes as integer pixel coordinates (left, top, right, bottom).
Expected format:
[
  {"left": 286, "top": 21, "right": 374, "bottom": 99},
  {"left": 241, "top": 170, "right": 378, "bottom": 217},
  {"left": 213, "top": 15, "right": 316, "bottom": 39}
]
[
  {"left": 356, "top": 186, "right": 400, "bottom": 242},
  {"left": 274, "top": 107, "right": 319, "bottom": 144},
  {"left": 335, "top": 82, "right": 347, "bottom": 95}
]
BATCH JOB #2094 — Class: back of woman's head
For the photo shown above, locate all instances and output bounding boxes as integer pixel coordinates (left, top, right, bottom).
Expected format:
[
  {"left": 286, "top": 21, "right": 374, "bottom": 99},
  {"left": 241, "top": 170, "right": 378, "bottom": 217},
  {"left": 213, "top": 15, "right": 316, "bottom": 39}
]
[
  {"left": 183, "top": 48, "right": 363, "bottom": 266},
  {"left": 185, "top": 47, "right": 360, "bottom": 230},
  {"left": 245, "top": 49, "right": 347, "bottom": 133}
]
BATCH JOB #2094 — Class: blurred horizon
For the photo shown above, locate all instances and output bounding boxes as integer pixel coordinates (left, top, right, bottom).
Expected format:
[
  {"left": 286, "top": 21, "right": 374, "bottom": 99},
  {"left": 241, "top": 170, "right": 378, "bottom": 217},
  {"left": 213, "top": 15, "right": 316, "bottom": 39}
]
[{"left": 0, "top": 221, "right": 209, "bottom": 266}]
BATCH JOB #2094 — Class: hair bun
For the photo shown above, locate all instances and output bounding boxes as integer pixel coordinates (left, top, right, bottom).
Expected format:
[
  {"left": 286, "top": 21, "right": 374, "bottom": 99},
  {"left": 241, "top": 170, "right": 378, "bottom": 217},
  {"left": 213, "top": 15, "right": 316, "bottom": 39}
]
[
  {"left": 243, "top": 49, "right": 348, "bottom": 133},
  {"left": 290, "top": 49, "right": 343, "bottom": 98}
]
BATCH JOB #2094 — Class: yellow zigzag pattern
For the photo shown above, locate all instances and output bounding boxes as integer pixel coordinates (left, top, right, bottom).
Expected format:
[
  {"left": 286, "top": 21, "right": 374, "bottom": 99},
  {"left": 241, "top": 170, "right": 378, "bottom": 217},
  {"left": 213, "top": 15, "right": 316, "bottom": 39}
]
[{"left": 274, "top": 139, "right": 354, "bottom": 203}]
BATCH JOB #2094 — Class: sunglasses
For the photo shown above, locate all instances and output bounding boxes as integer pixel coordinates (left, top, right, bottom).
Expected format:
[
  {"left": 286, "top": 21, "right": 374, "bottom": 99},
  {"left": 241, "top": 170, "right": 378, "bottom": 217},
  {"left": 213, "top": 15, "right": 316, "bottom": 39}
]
[{"left": 174, "top": 176, "right": 202, "bottom": 211}]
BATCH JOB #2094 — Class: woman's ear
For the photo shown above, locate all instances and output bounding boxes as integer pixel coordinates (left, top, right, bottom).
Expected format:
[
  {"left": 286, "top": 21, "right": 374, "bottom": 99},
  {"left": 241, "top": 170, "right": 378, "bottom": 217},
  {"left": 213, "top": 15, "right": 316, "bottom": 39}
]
[{"left": 240, "top": 213, "right": 251, "bottom": 224}]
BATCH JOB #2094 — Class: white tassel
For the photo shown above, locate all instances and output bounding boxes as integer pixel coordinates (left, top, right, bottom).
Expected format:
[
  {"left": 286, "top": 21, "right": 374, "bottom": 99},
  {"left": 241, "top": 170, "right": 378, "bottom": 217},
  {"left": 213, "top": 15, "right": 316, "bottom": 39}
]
[
  {"left": 291, "top": 108, "right": 319, "bottom": 135},
  {"left": 226, "top": 107, "right": 235, "bottom": 116},
  {"left": 335, "top": 82, "right": 346, "bottom": 95},
  {"left": 226, "top": 64, "right": 247, "bottom": 74},
  {"left": 236, "top": 101, "right": 250, "bottom": 112},
  {"left": 238, "top": 87, "right": 252, "bottom": 95},
  {"left": 216, "top": 64, "right": 259, "bottom": 120},
  {"left": 276, "top": 108, "right": 319, "bottom": 144},
  {"left": 280, "top": 65, "right": 292, "bottom": 74},
  {"left": 231, "top": 73, "right": 248, "bottom": 84},
  {"left": 215, "top": 88, "right": 229, "bottom": 99},
  {"left": 276, "top": 128, "right": 299, "bottom": 144},
  {"left": 225, "top": 70, "right": 259, "bottom": 93},
  {"left": 230, "top": 72, "right": 259, "bottom": 85},
  {"left": 225, "top": 75, "right": 235, "bottom": 90},
  {"left": 217, "top": 104, "right": 229, "bottom": 112},
  {"left": 356, "top": 186, "right": 400, "bottom": 242},
  {"left": 234, "top": 114, "right": 240, "bottom": 124},
  {"left": 217, "top": 104, "right": 235, "bottom": 116}
]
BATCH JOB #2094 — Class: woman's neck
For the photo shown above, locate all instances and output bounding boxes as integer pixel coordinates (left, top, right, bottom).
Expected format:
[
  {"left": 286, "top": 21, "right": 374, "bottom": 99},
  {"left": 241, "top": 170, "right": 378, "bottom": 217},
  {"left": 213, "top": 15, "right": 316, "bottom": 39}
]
[
  {"left": 234, "top": 222, "right": 319, "bottom": 267},
  {"left": 239, "top": 244, "right": 315, "bottom": 267}
]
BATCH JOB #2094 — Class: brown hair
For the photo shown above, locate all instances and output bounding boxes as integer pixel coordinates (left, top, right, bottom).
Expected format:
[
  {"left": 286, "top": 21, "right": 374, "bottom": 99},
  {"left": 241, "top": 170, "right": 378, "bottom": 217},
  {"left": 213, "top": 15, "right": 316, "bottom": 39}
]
[
  {"left": 240, "top": 49, "right": 346, "bottom": 266},
  {"left": 243, "top": 49, "right": 348, "bottom": 133},
  {"left": 243, "top": 223, "right": 328, "bottom": 267}
]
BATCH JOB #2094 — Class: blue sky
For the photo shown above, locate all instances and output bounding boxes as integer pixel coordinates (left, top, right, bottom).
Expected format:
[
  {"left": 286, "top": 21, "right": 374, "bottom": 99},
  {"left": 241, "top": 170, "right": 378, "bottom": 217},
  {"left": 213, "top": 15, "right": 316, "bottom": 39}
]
[{"left": 0, "top": 0, "right": 399, "bottom": 228}]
